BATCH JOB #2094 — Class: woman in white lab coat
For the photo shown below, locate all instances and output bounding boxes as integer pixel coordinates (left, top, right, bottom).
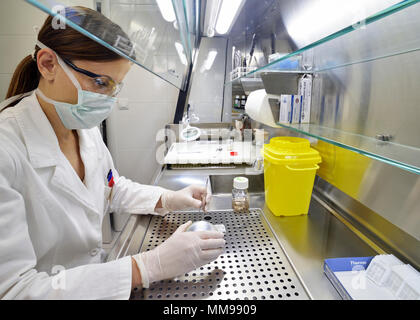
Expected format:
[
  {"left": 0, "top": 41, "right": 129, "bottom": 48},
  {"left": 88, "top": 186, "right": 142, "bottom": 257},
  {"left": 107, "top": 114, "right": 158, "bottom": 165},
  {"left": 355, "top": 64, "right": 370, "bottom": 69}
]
[{"left": 0, "top": 7, "right": 225, "bottom": 300}]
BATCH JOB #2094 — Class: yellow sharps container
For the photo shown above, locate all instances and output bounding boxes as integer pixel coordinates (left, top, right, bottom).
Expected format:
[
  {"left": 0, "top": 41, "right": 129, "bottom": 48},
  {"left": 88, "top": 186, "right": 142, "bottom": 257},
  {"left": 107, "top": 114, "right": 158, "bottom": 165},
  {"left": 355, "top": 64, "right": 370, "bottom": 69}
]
[{"left": 262, "top": 137, "right": 322, "bottom": 216}]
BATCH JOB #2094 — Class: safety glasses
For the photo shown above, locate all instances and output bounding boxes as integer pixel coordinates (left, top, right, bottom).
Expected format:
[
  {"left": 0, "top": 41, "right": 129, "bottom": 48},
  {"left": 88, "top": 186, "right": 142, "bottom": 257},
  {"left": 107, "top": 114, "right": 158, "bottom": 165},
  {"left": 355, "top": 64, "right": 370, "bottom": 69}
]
[{"left": 62, "top": 58, "right": 124, "bottom": 97}]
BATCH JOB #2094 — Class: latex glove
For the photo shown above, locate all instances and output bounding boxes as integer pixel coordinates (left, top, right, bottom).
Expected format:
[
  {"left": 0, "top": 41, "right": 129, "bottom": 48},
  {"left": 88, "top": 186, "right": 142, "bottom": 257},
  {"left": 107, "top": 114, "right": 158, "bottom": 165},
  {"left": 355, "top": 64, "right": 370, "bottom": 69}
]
[
  {"left": 161, "top": 185, "right": 211, "bottom": 212},
  {"left": 132, "top": 221, "right": 224, "bottom": 288}
]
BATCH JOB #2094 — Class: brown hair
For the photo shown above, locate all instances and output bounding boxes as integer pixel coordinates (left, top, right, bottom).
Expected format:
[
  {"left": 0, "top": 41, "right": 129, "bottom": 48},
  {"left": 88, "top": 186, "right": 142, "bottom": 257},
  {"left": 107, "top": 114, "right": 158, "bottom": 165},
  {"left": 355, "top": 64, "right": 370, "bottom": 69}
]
[{"left": 5, "top": 6, "right": 134, "bottom": 107}]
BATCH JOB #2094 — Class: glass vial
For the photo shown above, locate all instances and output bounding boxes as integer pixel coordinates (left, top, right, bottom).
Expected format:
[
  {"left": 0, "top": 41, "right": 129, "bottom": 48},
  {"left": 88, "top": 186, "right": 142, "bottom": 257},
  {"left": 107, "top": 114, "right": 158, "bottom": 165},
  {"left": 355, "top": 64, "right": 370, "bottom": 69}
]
[
  {"left": 241, "top": 95, "right": 247, "bottom": 109},
  {"left": 234, "top": 95, "right": 240, "bottom": 108},
  {"left": 232, "top": 177, "right": 250, "bottom": 213}
]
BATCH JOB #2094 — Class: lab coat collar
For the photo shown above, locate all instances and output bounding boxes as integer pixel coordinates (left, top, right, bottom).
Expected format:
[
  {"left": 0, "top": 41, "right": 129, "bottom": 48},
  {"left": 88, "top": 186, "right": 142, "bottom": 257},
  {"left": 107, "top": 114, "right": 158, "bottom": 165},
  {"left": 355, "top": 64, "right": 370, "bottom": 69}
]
[
  {"left": 14, "top": 92, "right": 104, "bottom": 215},
  {"left": 14, "top": 92, "right": 104, "bottom": 168},
  {"left": 77, "top": 127, "right": 105, "bottom": 162},
  {"left": 14, "top": 92, "right": 61, "bottom": 168}
]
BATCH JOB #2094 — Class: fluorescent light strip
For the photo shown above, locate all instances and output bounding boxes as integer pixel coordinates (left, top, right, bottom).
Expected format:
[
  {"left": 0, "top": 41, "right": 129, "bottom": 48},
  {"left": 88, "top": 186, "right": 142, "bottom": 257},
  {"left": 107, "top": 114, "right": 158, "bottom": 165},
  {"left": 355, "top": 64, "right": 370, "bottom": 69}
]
[
  {"left": 207, "top": 0, "right": 222, "bottom": 37},
  {"left": 156, "top": 0, "right": 176, "bottom": 22},
  {"left": 215, "top": 0, "right": 244, "bottom": 35},
  {"left": 285, "top": 0, "right": 400, "bottom": 46}
]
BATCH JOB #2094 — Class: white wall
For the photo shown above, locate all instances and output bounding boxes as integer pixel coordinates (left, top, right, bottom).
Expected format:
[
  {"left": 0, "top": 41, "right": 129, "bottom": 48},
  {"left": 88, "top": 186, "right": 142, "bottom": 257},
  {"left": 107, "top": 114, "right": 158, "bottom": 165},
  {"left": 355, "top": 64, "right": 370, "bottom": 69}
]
[
  {"left": 0, "top": 0, "right": 96, "bottom": 100},
  {"left": 106, "top": 65, "right": 179, "bottom": 184},
  {"left": 0, "top": 0, "right": 47, "bottom": 99}
]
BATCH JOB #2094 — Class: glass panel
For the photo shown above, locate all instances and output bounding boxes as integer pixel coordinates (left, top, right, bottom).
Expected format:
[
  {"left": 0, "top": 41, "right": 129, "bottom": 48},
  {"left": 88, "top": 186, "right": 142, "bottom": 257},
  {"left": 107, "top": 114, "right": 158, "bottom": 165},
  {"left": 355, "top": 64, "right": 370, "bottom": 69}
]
[
  {"left": 224, "top": 0, "right": 420, "bottom": 176},
  {"left": 277, "top": 123, "right": 420, "bottom": 175},
  {"left": 172, "top": 0, "right": 192, "bottom": 64},
  {"left": 301, "top": 0, "right": 420, "bottom": 73},
  {"left": 225, "top": 0, "right": 420, "bottom": 175},
  {"left": 25, "top": 0, "right": 194, "bottom": 89},
  {"left": 227, "top": 0, "right": 420, "bottom": 82},
  {"left": 178, "top": 0, "right": 198, "bottom": 61}
]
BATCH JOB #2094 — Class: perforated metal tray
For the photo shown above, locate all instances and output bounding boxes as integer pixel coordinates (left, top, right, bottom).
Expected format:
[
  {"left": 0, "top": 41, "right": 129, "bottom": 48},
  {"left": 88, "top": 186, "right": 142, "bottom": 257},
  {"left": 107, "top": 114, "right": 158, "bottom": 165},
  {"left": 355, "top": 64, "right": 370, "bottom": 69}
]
[{"left": 131, "top": 209, "right": 310, "bottom": 300}]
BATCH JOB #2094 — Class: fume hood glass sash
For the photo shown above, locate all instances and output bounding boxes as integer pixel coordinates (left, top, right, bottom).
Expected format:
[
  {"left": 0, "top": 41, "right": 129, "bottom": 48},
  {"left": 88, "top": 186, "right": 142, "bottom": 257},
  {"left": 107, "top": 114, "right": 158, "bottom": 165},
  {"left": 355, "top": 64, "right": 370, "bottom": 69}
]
[{"left": 25, "top": 0, "right": 194, "bottom": 90}]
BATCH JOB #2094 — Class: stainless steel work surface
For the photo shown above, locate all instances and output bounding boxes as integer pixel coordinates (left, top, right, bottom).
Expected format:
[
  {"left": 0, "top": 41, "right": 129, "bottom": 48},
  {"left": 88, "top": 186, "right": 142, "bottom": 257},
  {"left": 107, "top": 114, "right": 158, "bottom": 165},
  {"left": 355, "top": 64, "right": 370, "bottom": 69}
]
[
  {"left": 131, "top": 209, "right": 310, "bottom": 300},
  {"left": 147, "top": 167, "right": 382, "bottom": 300}
]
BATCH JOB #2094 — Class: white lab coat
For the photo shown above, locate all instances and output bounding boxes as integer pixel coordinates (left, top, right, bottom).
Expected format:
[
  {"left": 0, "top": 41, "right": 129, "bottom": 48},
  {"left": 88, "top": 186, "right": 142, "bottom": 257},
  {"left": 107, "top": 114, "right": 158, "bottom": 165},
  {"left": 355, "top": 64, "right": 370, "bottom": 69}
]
[{"left": 0, "top": 92, "right": 167, "bottom": 299}]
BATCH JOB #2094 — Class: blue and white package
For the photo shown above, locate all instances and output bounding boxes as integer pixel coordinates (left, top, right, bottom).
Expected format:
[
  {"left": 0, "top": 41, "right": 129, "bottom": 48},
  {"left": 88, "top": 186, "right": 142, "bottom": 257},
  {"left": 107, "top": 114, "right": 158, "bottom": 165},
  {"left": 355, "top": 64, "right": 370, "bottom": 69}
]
[
  {"left": 279, "top": 95, "right": 292, "bottom": 124},
  {"left": 279, "top": 94, "right": 303, "bottom": 124},
  {"left": 324, "top": 256, "right": 419, "bottom": 300},
  {"left": 324, "top": 257, "right": 373, "bottom": 300}
]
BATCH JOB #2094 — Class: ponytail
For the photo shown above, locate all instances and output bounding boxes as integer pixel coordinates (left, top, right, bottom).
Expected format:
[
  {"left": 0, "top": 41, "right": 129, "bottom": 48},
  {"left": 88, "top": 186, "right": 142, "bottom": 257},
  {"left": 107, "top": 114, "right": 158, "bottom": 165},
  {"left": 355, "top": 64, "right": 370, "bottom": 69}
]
[{"left": 6, "top": 55, "right": 40, "bottom": 101}]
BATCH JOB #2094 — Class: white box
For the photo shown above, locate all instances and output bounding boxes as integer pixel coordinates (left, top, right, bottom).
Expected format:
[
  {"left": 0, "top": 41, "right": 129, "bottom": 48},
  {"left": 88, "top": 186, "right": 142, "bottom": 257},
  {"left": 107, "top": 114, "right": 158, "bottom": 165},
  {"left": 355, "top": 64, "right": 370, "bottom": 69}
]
[
  {"left": 279, "top": 94, "right": 302, "bottom": 124},
  {"left": 279, "top": 94, "right": 292, "bottom": 124},
  {"left": 291, "top": 95, "right": 303, "bottom": 124},
  {"left": 298, "top": 75, "right": 312, "bottom": 123}
]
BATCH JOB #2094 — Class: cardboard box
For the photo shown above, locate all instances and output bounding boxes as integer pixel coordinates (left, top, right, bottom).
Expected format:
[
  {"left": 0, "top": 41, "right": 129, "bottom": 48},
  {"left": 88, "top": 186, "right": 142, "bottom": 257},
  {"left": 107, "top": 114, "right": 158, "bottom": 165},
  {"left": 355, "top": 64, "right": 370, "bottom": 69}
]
[
  {"left": 298, "top": 75, "right": 312, "bottom": 123},
  {"left": 291, "top": 95, "right": 303, "bottom": 124},
  {"left": 279, "top": 94, "right": 303, "bottom": 124}
]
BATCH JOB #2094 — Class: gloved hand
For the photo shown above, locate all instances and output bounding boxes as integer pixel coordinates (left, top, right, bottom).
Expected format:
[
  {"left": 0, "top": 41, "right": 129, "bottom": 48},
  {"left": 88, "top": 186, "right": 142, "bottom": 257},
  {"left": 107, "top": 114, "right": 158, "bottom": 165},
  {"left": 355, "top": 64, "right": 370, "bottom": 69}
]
[
  {"left": 132, "top": 221, "right": 225, "bottom": 288},
  {"left": 160, "top": 185, "right": 211, "bottom": 212}
]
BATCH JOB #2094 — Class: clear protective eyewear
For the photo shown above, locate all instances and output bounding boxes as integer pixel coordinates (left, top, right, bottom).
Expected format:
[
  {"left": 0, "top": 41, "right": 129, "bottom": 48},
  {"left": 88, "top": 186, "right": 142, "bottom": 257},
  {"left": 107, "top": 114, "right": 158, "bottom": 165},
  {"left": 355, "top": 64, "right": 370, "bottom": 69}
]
[{"left": 62, "top": 57, "right": 124, "bottom": 97}]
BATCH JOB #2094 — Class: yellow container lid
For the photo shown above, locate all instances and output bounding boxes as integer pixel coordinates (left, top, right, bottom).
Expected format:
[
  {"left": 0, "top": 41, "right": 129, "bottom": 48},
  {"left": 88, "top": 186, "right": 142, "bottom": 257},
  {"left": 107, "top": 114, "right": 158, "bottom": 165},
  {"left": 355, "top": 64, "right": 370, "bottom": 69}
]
[{"left": 262, "top": 137, "right": 322, "bottom": 165}]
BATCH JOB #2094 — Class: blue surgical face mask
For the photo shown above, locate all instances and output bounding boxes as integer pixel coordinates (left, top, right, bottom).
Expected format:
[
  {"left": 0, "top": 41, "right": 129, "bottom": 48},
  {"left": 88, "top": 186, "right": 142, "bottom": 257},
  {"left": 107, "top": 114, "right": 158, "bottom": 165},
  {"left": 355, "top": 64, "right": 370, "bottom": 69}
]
[{"left": 35, "top": 41, "right": 117, "bottom": 130}]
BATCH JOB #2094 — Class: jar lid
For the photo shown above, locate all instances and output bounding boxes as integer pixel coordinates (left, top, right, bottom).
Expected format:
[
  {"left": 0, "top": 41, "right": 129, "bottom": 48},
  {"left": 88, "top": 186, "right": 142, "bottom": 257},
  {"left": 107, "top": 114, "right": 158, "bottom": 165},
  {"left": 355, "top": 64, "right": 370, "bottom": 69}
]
[
  {"left": 262, "top": 136, "right": 321, "bottom": 165},
  {"left": 233, "top": 177, "right": 249, "bottom": 189}
]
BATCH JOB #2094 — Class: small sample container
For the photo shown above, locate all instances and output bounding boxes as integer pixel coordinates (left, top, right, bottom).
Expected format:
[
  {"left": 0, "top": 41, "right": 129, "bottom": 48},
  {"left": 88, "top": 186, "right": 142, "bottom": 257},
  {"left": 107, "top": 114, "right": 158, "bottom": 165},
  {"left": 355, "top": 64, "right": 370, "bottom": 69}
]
[
  {"left": 186, "top": 221, "right": 226, "bottom": 234},
  {"left": 241, "top": 95, "right": 247, "bottom": 108},
  {"left": 234, "top": 95, "right": 240, "bottom": 108},
  {"left": 232, "top": 177, "right": 250, "bottom": 213}
]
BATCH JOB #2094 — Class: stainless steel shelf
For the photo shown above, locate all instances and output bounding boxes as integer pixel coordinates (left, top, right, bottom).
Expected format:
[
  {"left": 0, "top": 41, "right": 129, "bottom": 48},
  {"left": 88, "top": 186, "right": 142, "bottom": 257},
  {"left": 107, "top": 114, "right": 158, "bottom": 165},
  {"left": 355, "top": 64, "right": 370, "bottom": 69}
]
[
  {"left": 231, "top": 78, "right": 264, "bottom": 95},
  {"left": 226, "top": 0, "right": 420, "bottom": 83},
  {"left": 277, "top": 123, "right": 420, "bottom": 175}
]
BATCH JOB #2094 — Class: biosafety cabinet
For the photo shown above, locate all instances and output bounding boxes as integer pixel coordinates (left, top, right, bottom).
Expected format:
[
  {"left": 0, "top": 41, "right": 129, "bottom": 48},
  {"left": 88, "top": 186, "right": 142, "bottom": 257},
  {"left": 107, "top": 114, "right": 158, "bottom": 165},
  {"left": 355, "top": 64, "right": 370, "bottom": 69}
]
[{"left": 25, "top": 0, "right": 420, "bottom": 299}]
